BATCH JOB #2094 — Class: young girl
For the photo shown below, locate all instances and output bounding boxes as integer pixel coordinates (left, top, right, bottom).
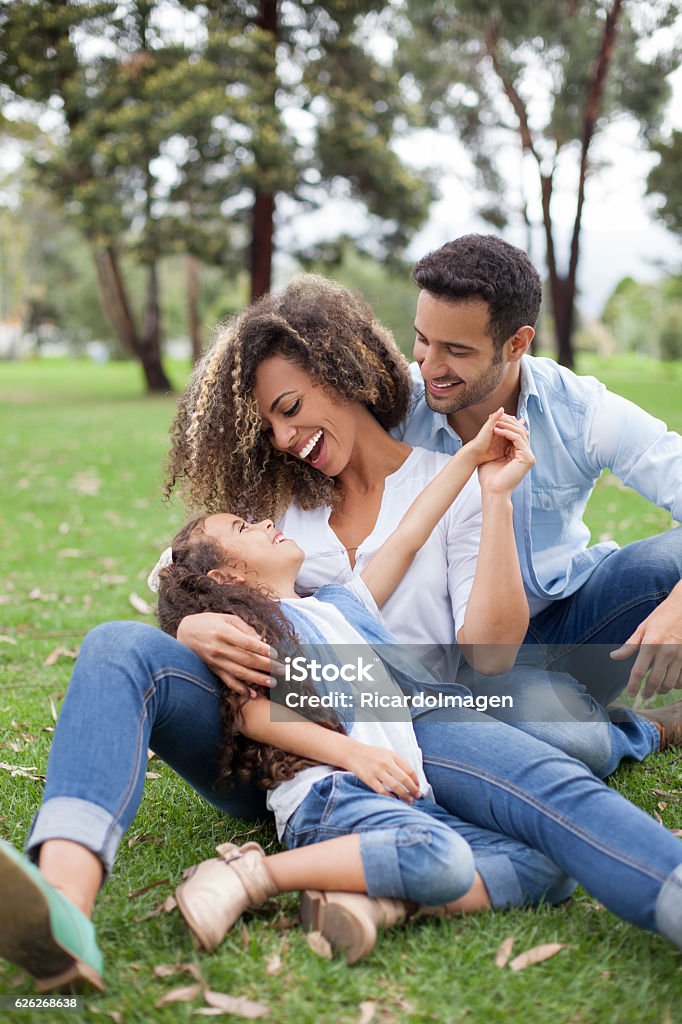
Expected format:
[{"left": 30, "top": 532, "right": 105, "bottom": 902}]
[
  {"left": 154, "top": 411, "right": 682, "bottom": 963},
  {"left": 158, "top": 408, "right": 530, "bottom": 963}
]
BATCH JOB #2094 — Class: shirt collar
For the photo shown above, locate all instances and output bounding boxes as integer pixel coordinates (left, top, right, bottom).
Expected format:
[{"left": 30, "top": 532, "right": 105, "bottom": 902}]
[{"left": 518, "top": 356, "right": 543, "bottom": 416}]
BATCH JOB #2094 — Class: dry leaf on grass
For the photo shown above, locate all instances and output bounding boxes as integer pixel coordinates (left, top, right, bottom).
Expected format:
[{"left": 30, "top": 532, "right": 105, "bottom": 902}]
[
  {"left": 154, "top": 962, "right": 204, "bottom": 983},
  {"left": 203, "top": 990, "right": 270, "bottom": 1018},
  {"left": 264, "top": 954, "right": 282, "bottom": 976},
  {"left": 154, "top": 982, "right": 203, "bottom": 1007},
  {"left": 0, "top": 635, "right": 17, "bottom": 645},
  {"left": 495, "top": 935, "right": 515, "bottom": 968},
  {"left": 128, "top": 878, "right": 169, "bottom": 900},
  {"left": 358, "top": 1001, "right": 378, "bottom": 1024},
  {"left": 44, "top": 646, "right": 79, "bottom": 667},
  {"left": 136, "top": 894, "right": 177, "bottom": 922},
  {"left": 241, "top": 922, "right": 250, "bottom": 949},
  {"left": 129, "top": 592, "right": 154, "bottom": 615},
  {"left": 305, "top": 931, "right": 333, "bottom": 959},
  {"left": 0, "top": 762, "right": 45, "bottom": 782},
  {"left": 58, "top": 548, "right": 83, "bottom": 559},
  {"left": 145, "top": 771, "right": 162, "bottom": 780},
  {"left": 670, "top": 829, "right": 682, "bottom": 837},
  {"left": 508, "top": 942, "right": 567, "bottom": 972}
]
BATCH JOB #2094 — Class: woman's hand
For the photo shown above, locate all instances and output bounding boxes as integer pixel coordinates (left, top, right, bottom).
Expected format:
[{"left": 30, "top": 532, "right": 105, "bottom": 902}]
[
  {"left": 477, "top": 416, "right": 535, "bottom": 496},
  {"left": 176, "top": 612, "right": 283, "bottom": 697},
  {"left": 340, "top": 740, "right": 422, "bottom": 804}
]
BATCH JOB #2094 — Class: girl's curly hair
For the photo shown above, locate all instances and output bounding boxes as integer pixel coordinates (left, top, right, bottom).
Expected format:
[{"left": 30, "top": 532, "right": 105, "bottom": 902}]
[
  {"left": 156, "top": 517, "right": 345, "bottom": 791},
  {"left": 164, "top": 274, "right": 412, "bottom": 520}
]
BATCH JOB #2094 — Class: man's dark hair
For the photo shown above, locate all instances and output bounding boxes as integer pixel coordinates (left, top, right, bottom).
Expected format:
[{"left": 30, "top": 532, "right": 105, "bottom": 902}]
[{"left": 412, "top": 234, "right": 542, "bottom": 349}]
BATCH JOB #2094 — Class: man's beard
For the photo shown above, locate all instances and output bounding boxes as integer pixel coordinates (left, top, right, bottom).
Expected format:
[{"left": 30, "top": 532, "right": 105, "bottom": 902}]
[{"left": 424, "top": 352, "right": 505, "bottom": 416}]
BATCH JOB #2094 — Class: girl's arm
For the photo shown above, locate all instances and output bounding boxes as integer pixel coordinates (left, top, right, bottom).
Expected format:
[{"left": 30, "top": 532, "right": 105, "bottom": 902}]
[
  {"left": 457, "top": 417, "right": 534, "bottom": 673},
  {"left": 238, "top": 698, "right": 421, "bottom": 802},
  {"left": 360, "top": 410, "right": 510, "bottom": 609}
]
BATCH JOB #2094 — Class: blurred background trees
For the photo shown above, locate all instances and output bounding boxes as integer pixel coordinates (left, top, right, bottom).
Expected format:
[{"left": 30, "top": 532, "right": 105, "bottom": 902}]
[{"left": 1, "top": 0, "right": 681, "bottom": 389}]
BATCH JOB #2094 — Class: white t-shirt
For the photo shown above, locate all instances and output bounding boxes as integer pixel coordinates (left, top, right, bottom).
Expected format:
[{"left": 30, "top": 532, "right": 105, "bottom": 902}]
[
  {"left": 277, "top": 447, "right": 482, "bottom": 646},
  {"left": 266, "top": 578, "right": 434, "bottom": 839}
]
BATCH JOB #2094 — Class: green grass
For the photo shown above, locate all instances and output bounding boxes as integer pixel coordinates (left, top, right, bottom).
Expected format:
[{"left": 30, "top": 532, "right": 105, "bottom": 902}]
[{"left": 1, "top": 355, "right": 681, "bottom": 1024}]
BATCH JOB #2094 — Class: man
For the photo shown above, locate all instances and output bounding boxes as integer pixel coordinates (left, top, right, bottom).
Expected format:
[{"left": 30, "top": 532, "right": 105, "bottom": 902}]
[{"left": 393, "top": 233, "right": 682, "bottom": 747}]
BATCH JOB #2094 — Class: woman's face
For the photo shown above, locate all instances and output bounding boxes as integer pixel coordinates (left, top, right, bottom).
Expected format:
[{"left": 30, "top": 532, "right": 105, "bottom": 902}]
[{"left": 253, "top": 355, "right": 360, "bottom": 477}]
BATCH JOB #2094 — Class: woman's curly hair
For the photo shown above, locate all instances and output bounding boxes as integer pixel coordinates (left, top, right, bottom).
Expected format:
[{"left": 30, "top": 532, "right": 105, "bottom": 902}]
[
  {"left": 156, "top": 517, "right": 345, "bottom": 791},
  {"left": 164, "top": 274, "right": 412, "bottom": 520}
]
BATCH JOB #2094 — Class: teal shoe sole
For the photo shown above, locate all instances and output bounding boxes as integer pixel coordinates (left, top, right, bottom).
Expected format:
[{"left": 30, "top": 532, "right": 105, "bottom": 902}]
[{"left": 0, "top": 842, "right": 104, "bottom": 993}]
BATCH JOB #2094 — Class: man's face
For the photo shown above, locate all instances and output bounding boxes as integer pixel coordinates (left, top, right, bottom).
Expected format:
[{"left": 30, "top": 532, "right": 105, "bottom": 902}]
[{"left": 413, "top": 292, "right": 506, "bottom": 415}]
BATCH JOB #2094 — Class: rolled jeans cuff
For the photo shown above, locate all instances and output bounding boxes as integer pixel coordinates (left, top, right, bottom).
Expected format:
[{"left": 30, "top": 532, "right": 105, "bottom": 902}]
[
  {"left": 655, "top": 863, "right": 682, "bottom": 948},
  {"left": 25, "top": 796, "right": 123, "bottom": 881},
  {"left": 359, "top": 828, "right": 410, "bottom": 901},
  {"left": 473, "top": 853, "right": 524, "bottom": 910}
]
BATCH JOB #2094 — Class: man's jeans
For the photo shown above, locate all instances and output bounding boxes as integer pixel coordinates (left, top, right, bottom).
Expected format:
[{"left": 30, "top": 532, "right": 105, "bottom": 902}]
[
  {"left": 26, "top": 621, "right": 682, "bottom": 946},
  {"left": 527, "top": 529, "right": 682, "bottom": 704},
  {"left": 455, "top": 530, "right": 682, "bottom": 773}
]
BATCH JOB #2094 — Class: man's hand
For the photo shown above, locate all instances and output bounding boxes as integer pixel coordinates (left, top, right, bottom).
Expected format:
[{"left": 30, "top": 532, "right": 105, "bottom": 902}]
[
  {"left": 176, "top": 612, "right": 284, "bottom": 697},
  {"left": 341, "top": 741, "right": 422, "bottom": 804},
  {"left": 610, "top": 584, "right": 682, "bottom": 699}
]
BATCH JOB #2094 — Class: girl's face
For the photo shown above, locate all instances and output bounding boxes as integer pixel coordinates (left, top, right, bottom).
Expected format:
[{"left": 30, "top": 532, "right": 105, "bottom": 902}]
[
  {"left": 253, "top": 356, "right": 360, "bottom": 477},
  {"left": 203, "top": 513, "right": 304, "bottom": 584}
]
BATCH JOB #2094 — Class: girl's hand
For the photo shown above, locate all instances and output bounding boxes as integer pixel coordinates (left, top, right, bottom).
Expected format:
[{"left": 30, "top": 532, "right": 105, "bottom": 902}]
[
  {"left": 176, "top": 612, "right": 284, "bottom": 697},
  {"left": 477, "top": 416, "right": 535, "bottom": 496},
  {"left": 460, "top": 408, "right": 507, "bottom": 467},
  {"left": 341, "top": 741, "right": 422, "bottom": 804}
]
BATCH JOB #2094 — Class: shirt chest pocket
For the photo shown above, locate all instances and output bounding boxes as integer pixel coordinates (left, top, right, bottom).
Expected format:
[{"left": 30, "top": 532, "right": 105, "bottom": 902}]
[{"left": 531, "top": 483, "right": 582, "bottom": 513}]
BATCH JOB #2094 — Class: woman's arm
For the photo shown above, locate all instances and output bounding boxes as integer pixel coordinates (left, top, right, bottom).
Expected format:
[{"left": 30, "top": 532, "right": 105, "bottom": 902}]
[
  {"left": 239, "top": 699, "right": 421, "bottom": 802},
  {"left": 360, "top": 411, "right": 508, "bottom": 609},
  {"left": 457, "top": 418, "right": 534, "bottom": 674}
]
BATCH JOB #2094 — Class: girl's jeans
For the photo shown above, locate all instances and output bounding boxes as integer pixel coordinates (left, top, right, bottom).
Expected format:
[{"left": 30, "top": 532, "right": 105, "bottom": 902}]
[{"left": 26, "top": 622, "right": 682, "bottom": 946}]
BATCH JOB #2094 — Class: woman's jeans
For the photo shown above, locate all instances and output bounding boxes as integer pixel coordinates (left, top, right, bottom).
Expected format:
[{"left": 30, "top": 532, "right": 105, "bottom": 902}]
[{"left": 26, "top": 622, "right": 682, "bottom": 947}]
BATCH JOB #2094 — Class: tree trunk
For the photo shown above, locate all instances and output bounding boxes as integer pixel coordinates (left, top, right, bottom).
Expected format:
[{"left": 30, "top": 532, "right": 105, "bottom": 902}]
[
  {"left": 187, "top": 254, "right": 202, "bottom": 362},
  {"left": 249, "top": 0, "right": 279, "bottom": 300},
  {"left": 140, "top": 262, "right": 173, "bottom": 392},
  {"left": 551, "top": 276, "right": 575, "bottom": 369},
  {"left": 93, "top": 248, "right": 172, "bottom": 392},
  {"left": 250, "top": 191, "right": 275, "bottom": 300}
]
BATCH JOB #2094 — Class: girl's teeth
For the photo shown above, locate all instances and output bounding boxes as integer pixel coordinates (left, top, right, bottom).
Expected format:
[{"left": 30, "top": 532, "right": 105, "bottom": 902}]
[{"left": 298, "top": 430, "right": 322, "bottom": 459}]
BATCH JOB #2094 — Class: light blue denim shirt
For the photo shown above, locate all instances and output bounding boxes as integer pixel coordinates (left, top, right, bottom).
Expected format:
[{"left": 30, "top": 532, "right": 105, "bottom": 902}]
[{"left": 392, "top": 356, "right": 682, "bottom": 611}]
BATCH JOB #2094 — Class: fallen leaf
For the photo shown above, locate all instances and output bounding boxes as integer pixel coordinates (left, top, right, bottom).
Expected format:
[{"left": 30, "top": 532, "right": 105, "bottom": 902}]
[
  {"left": 0, "top": 762, "right": 45, "bottom": 782},
  {"left": 136, "top": 894, "right": 178, "bottom": 922},
  {"left": 670, "top": 829, "right": 682, "bottom": 837},
  {"left": 154, "top": 982, "right": 203, "bottom": 1007},
  {"left": 128, "top": 833, "right": 164, "bottom": 848},
  {"left": 241, "top": 922, "right": 250, "bottom": 950},
  {"left": 654, "top": 810, "right": 664, "bottom": 825},
  {"left": 44, "top": 646, "right": 79, "bottom": 666},
  {"left": 203, "top": 990, "right": 270, "bottom": 1018},
  {"left": 358, "top": 1001, "right": 377, "bottom": 1024},
  {"left": 272, "top": 914, "right": 294, "bottom": 931},
  {"left": 658, "top": 801, "right": 668, "bottom": 811},
  {"left": 145, "top": 772, "right": 162, "bottom": 780},
  {"left": 264, "top": 954, "right": 282, "bottom": 976},
  {"left": 495, "top": 935, "right": 515, "bottom": 968},
  {"left": 129, "top": 592, "right": 153, "bottom": 615},
  {"left": 305, "top": 931, "right": 333, "bottom": 959},
  {"left": 509, "top": 943, "right": 567, "bottom": 972},
  {"left": 106, "top": 1013, "right": 122, "bottom": 1024},
  {"left": 0, "top": 635, "right": 17, "bottom": 646},
  {"left": 58, "top": 548, "right": 83, "bottom": 559}
]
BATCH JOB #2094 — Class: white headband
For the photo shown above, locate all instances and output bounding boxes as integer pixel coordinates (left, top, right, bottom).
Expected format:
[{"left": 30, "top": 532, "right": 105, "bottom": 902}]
[{"left": 147, "top": 547, "right": 173, "bottom": 593}]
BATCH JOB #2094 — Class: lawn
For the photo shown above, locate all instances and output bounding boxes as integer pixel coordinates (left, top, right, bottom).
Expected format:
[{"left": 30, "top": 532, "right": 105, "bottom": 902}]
[{"left": 1, "top": 355, "right": 681, "bottom": 1024}]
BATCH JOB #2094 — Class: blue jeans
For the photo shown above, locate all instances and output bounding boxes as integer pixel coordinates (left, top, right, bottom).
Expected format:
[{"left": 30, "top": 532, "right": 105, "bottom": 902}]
[
  {"left": 25, "top": 622, "right": 682, "bottom": 946},
  {"left": 527, "top": 529, "right": 682, "bottom": 704},
  {"left": 284, "top": 773, "right": 574, "bottom": 908},
  {"left": 413, "top": 710, "right": 682, "bottom": 944}
]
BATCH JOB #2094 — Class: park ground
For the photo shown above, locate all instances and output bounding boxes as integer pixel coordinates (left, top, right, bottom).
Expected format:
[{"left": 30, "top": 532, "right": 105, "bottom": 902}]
[{"left": 0, "top": 355, "right": 681, "bottom": 1024}]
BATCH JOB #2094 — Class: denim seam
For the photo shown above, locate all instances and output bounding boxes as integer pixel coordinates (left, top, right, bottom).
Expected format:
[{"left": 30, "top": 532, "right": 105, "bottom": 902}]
[
  {"left": 422, "top": 754, "right": 669, "bottom": 884},
  {"left": 106, "top": 681, "right": 156, "bottom": 851},
  {"left": 540, "top": 589, "right": 670, "bottom": 662}
]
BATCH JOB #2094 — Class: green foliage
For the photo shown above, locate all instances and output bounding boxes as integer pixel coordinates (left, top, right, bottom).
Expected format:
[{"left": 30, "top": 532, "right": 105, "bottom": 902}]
[
  {"left": 647, "top": 129, "right": 682, "bottom": 236},
  {"left": 602, "top": 273, "right": 682, "bottom": 360}
]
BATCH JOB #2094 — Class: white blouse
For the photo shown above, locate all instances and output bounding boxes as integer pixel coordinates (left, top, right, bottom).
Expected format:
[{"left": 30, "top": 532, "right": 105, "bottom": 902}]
[{"left": 277, "top": 447, "right": 482, "bottom": 649}]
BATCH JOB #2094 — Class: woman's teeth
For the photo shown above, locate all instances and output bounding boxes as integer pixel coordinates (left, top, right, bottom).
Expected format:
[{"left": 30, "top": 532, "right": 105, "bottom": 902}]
[{"left": 298, "top": 429, "right": 322, "bottom": 459}]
